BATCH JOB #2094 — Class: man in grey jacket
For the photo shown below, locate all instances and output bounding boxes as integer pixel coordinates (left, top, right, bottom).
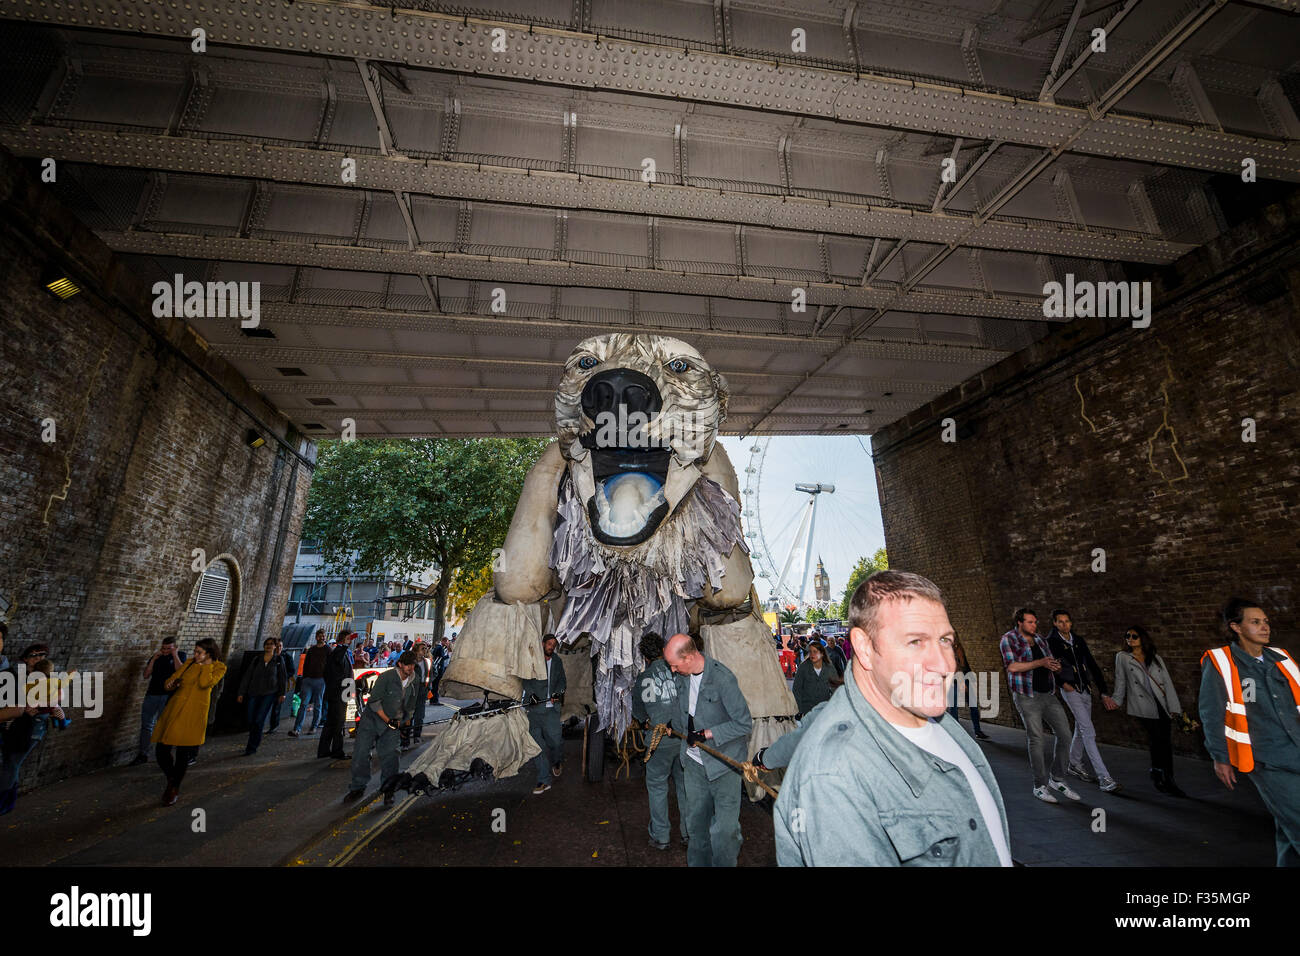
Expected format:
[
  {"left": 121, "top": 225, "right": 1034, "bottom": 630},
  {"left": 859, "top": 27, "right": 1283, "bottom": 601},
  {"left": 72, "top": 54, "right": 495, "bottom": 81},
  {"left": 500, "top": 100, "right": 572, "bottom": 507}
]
[
  {"left": 632, "top": 632, "right": 687, "bottom": 851},
  {"left": 775, "top": 570, "right": 1012, "bottom": 867},
  {"left": 344, "top": 650, "right": 420, "bottom": 806},
  {"left": 520, "top": 633, "right": 567, "bottom": 795},
  {"left": 665, "top": 632, "right": 752, "bottom": 867}
]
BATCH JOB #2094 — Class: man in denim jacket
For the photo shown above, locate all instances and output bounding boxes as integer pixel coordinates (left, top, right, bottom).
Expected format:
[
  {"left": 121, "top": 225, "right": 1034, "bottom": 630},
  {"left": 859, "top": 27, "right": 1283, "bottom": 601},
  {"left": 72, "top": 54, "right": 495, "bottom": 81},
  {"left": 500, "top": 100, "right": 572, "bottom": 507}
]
[{"left": 775, "top": 571, "right": 1011, "bottom": 867}]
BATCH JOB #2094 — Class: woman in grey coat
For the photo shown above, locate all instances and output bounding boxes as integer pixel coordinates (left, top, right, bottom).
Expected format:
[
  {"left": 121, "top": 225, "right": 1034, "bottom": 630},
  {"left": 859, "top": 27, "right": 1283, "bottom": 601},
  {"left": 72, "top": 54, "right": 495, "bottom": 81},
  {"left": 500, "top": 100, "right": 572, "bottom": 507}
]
[
  {"left": 792, "top": 642, "right": 842, "bottom": 716},
  {"left": 1112, "top": 625, "right": 1186, "bottom": 797}
]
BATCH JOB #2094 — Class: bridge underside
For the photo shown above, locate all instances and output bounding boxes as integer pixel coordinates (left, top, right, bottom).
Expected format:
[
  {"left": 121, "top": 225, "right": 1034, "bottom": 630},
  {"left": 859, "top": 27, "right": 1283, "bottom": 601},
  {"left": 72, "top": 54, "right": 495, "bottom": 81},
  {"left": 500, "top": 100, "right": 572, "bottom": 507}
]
[{"left": 2, "top": 0, "right": 1298, "bottom": 436}]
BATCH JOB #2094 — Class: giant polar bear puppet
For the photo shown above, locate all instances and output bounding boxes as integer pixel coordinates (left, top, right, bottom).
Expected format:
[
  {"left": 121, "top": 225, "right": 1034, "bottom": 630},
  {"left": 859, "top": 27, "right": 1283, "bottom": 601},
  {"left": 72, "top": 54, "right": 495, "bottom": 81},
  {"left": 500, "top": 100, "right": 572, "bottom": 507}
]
[{"left": 439, "top": 332, "right": 797, "bottom": 785}]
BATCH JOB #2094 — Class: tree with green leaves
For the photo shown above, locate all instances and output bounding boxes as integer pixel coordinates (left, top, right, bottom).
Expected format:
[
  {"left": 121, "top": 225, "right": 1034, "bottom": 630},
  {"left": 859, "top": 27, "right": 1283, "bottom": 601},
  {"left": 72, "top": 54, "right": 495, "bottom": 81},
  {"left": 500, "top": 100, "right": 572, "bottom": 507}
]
[
  {"left": 839, "top": 547, "right": 888, "bottom": 618},
  {"left": 805, "top": 606, "right": 829, "bottom": 624},
  {"left": 301, "top": 437, "right": 548, "bottom": 643}
]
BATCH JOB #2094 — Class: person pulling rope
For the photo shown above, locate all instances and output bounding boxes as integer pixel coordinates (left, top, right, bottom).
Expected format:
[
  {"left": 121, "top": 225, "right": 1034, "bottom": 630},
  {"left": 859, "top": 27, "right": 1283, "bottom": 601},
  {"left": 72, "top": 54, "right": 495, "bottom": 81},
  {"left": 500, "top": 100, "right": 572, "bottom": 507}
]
[{"left": 643, "top": 722, "right": 778, "bottom": 799}]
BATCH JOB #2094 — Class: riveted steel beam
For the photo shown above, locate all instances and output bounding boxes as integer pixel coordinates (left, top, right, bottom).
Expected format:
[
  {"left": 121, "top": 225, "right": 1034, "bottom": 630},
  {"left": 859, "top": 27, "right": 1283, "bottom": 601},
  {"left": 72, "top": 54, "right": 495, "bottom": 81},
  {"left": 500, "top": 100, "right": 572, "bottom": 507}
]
[
  {"left": 1, "top": 126, "right": 1195, "bottom": 262},
  {"left": 99, "top": 229, "right": 1049, "bottom": 320},
  {"left": 5, "top": 0, "right": 1295, "bottom": 179},
  {"left": 253, "top": 302, "right": 1015, "bottom": 365}
]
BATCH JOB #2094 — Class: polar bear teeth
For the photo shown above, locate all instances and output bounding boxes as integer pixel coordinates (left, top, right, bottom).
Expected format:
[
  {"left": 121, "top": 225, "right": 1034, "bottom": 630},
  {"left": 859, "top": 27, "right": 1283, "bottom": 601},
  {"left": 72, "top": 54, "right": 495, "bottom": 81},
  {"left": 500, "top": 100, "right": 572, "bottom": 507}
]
[{"left": 594, "top": 472, "right": 666, "bottom": 538}]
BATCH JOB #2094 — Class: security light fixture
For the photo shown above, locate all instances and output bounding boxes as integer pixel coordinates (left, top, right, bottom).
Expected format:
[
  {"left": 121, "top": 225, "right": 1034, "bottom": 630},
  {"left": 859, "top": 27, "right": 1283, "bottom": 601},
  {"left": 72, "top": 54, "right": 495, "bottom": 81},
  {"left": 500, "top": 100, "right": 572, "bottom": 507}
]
[
  {"left": 44, "top": 275, "right": 81, "bottom": 299},
  {"left": 245, "top": 429, "right": 266, "bottom": 448}
]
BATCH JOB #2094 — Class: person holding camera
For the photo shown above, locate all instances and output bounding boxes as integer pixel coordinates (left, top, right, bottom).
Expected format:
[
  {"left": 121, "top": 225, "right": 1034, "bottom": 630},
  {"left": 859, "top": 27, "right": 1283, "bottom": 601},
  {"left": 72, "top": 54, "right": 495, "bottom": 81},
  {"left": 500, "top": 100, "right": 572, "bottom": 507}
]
[{"left": 131, "top": 637, "right": 187, "bottom": 766}]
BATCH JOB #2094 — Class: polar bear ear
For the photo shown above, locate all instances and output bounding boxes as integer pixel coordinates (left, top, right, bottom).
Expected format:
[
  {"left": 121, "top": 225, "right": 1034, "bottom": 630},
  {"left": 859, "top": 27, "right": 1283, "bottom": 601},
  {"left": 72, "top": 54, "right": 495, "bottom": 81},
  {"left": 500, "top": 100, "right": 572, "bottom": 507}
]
[{"left": 711, "top": 369, "right": 730, "bottom": 423}]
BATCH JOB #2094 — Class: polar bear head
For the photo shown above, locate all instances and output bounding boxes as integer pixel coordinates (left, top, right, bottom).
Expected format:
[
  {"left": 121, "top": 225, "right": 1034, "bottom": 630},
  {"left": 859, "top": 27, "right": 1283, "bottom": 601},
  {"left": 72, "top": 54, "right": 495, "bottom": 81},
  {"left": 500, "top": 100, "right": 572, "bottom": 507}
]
[{"left": 554, "top": 333, "right": 729, "bottom": 547}]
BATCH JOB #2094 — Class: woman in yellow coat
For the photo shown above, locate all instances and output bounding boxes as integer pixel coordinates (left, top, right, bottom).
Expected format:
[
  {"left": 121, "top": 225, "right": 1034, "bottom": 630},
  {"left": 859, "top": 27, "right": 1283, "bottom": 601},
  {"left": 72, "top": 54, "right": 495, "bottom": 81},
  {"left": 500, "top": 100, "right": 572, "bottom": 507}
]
[{"left": 152, "top": 637, "right": 226, "bottom": 806}]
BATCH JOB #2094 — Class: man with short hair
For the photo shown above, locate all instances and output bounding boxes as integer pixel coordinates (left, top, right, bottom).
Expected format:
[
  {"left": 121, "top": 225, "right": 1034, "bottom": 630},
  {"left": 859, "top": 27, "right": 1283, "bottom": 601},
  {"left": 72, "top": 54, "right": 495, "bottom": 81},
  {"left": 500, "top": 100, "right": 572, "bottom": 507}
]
[
  {"left": 291, "top": 629, "right": 329, "bottom": 737},
  {"left": 343, "top": 650, "right": 421, "bottom": 806},
  {"left": 665, "top": 632, "right": 751, "bottom": 867},
  {"left": 632, "top": 632, "right": 687, "bottom": 851},
  {"left": 318, "top": 632, "right": 356, "bottom": 760},
  {"left": 1201, "top": 598, "right": 1300, "bottom": 867},
  {"left": 131, "top": 637, "right": 186, "bottom": 766},
  {"left": 1046, "top": 609, "right": 1121, "bottom": 793},
  {"left": 521, "top": 633, "right": 567, "bottom": 795},
  {"left": 775, "top": 572, "right": 1012, "bottom": 866},
  {"left": 1000, "top": 608, "right": 1080, "bottom": 805}
]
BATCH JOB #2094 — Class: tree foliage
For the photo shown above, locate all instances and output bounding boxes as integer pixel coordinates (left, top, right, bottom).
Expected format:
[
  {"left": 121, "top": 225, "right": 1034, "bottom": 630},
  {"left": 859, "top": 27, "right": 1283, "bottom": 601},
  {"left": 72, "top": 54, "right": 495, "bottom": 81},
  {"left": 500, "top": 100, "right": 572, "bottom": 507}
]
[
  {"left": 778, "top": 607, "right": 803, "bottom": 625},
  {"left": 839, "top": 547, "right": 889, "bottom": 619},
  {"left": 449, "top": 561, "right": 495, "bottom": 622},
  {"left": 302, "top": 437, "right": 548, "bottom": 641}
]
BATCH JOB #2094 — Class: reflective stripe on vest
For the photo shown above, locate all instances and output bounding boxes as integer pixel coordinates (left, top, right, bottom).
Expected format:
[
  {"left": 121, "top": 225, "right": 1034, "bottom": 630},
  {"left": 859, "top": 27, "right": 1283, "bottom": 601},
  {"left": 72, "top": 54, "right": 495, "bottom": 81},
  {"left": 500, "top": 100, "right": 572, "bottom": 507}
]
[{"left": 1202, "top": 645, "right": 1300, "bottom": 774}]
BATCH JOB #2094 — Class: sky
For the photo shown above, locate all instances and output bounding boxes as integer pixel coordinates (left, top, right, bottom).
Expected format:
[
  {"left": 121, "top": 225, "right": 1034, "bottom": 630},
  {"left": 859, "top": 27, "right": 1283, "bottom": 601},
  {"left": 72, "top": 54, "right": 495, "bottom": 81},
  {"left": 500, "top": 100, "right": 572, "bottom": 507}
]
[{"left": 717, "top": 435, "right": 885, "bottom": 610}]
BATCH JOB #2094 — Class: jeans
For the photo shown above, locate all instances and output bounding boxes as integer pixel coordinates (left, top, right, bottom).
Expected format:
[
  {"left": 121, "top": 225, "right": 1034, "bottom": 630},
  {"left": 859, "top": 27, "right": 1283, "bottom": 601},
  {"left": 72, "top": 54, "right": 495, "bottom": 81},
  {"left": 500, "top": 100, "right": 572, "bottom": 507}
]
[
  {"left": 138, "top": 693, "right": 171, "bottom": 757},
  {"left": 245, "top": 694, "right": 276, "bottom": 753},
  {"left": 157, "top": 742, "right": 200, "bottom": 789},
  {"left": 1060, "top": 688, "right": 1112, "bottom": 779},
  {"left": 266, "top": 694, "right": 285, "bottom": 732},
  {"left": 947, "top": 678, "right": 982, "bottom": 735},
  {"left": 0, "top": 716, "right": 48, "bottom": 792},
  {"left": 528, "top": 707, "right": 564, "bottom": 785},
  {"left": 294, "top": 677, "right": 325, "bottom": 733},
  {"left": 1012, "top": 691, "right": 1073, "bottom": 788},
  {"left": 645, "top": 745, "right": 687, "bottom": 845},
  {"left": 682, "top": 757, "right": 743, "bottom": 867}
]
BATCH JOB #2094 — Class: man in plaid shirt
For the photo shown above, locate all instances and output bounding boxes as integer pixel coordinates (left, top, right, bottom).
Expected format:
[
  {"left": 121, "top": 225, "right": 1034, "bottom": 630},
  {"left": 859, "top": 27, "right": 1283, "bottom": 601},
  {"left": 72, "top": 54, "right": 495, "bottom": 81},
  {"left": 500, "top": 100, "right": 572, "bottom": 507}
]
[{"left": 999, "top": 608, "right": 1080, "bottom": 804}]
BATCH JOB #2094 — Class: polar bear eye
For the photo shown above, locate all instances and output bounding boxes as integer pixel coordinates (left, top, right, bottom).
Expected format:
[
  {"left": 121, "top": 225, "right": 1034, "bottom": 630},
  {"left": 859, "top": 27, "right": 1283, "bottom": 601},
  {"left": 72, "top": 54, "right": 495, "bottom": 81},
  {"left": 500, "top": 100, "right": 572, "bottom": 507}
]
[
  {"left": 576, "top": 355, "right": 598, "bottom": 371},
  {"left": 666, "top": 358, "right": 691, "bottom": 374}
]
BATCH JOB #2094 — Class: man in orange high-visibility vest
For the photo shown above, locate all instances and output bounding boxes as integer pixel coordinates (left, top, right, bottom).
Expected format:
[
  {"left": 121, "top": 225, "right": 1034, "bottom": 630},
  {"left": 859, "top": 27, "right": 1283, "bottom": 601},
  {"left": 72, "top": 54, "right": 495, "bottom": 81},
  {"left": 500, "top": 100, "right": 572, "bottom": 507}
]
[{"left": 1199, "top": 597, "right": 1300, "bottom": 867}]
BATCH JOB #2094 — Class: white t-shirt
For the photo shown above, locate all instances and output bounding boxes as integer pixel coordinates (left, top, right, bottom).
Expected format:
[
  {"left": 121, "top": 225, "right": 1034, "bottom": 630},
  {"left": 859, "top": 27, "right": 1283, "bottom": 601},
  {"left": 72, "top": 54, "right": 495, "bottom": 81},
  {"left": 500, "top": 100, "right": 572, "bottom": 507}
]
[
  {"left": 545, "top": 657, "right": 554, "bottom": 707},
  {"left": 687, "top": 671, "right": 704, "bottom": 765},
  {"left": 894, "top": 718, "right": 1012, "bottom": 867}
]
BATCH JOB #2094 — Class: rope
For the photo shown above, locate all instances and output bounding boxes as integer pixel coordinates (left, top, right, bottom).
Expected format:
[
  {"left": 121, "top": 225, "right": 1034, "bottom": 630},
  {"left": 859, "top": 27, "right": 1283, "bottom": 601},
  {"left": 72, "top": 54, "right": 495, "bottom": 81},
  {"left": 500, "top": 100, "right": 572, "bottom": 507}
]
[
  {"left": 614, "top": 721, "right": 646, "bottom": 780},
  {"left": 644, "top": 723, "right": 779, "bottom": 799}
]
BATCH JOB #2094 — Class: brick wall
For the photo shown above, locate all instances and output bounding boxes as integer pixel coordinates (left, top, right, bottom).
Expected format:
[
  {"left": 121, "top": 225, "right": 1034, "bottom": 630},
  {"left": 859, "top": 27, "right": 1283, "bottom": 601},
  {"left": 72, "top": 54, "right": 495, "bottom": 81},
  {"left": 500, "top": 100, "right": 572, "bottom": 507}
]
[
  {"left": 0, "top": 147, "right": 315, "bottom": 789},
  {"left": 871, "top": 193, "right": 1300, "bottom": 756}
]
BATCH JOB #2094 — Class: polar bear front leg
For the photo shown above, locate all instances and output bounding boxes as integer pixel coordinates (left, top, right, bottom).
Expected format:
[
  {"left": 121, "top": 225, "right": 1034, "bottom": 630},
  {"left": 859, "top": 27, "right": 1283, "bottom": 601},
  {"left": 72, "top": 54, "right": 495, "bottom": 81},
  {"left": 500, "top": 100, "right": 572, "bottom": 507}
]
[{"left": 494, "top": 440, "right": 565, "bottom": 605}]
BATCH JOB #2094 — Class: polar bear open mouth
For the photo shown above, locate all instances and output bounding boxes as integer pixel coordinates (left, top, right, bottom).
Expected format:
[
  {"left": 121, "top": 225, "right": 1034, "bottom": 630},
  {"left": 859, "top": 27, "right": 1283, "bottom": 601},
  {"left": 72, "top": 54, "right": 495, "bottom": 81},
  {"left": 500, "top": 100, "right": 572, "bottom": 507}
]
[{"left": 584, "top": 446, "right": 672, "bottom": 546}]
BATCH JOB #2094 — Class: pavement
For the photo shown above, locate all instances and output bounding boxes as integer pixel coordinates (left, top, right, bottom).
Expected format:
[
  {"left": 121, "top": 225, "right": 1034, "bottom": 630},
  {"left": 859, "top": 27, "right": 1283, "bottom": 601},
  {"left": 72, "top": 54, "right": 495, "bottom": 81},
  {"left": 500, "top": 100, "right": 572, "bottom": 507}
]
[{"left": 0, "top": 702, "right": 1280, "bottom": 867}]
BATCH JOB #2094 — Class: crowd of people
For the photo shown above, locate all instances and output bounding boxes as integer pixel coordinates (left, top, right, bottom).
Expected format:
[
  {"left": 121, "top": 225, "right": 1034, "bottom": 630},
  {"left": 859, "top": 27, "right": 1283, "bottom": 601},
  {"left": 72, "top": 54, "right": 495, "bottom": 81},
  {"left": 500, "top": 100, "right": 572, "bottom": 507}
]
[
  {"left": 0, "top": 623, "right": 458, "bottom": 811},
  {"left": 3, "top": 575, "right": 1296, "bottom": 867}
]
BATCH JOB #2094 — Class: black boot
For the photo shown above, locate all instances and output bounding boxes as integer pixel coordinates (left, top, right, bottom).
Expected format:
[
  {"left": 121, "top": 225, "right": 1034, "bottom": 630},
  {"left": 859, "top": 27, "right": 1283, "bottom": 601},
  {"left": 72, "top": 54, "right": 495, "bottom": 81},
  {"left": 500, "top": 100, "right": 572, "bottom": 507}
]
[
  {"left": 1162, "top": 772, "right": 1188, "bottom": 798},
  {"left": 1150, "top": 768, "right": 1170, "bottom": 793}
]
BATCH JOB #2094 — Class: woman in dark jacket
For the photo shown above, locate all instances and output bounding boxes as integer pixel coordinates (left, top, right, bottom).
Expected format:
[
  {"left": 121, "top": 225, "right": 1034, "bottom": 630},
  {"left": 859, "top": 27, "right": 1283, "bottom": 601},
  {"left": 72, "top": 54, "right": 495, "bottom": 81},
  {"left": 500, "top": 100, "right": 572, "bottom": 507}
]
[
  {"left": 792, "top": 642, "right": 842, "bottom": 716},
  {"left": 237, "top": 638, "right": 287, "bottom": 756},
  {"left": 947, "top": 634, "right": 990, "bottom": 739}
]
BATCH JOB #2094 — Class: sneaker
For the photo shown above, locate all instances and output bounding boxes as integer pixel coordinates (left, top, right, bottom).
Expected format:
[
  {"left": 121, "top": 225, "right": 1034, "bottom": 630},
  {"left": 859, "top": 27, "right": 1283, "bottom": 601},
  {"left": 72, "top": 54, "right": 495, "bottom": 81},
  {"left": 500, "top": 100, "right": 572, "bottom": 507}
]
[
  {"left": 1048, "top": 778, "right": 1082, "bottom": 801},
  {"left": 129, "top": 754, "right": 149, "bottom": 766},
  {"left": 1099, "top": 777, "right": 1122, "bottom": 793},
  {"left": 288, "top": 731, "right": 300, "bottom": 738},
  {"left": 1032, "top": 786, "right": 1059, "bottom": 804},
  {"left": 648, "top": 837, "right": 669, "bottom": 850},
  {"left": 532, "top": 783, "right": 551, "bottom": 795},
  {"left": 973, "top": 731, "right": 990, "bottom": 740},
  {"left": 342, "top": 789, "right": 364, "bottom": 803},
  {"left": 1068, "top": 763, "right": 1098, "bottom": 783},
  {"left": 552, "top": 763, "right": 563, "bottom": 778},
  {"left": 186, "top": 756, "right": 197, "bottom": 766}
]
